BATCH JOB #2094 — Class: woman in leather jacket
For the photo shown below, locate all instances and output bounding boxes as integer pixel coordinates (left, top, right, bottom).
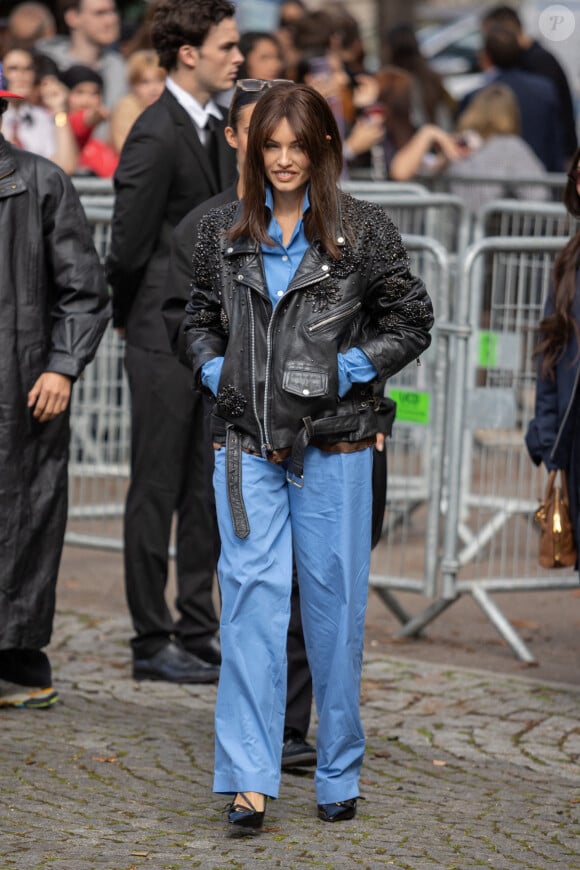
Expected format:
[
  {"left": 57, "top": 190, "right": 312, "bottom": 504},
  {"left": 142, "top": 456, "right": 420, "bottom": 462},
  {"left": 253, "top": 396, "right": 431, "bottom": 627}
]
[
  {"left": 184, "top": 82, "right": 433, "bottom": 831},
  {"left": 526, "top": 146, "right": 580, "bottom": 553}
]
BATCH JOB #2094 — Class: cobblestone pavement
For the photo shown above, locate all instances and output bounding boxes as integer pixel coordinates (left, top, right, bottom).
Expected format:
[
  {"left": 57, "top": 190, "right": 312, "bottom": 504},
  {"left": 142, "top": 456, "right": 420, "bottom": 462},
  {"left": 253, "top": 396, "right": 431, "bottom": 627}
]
[{"left": 2, "top": 611, "right": 580, "bottom": 870}]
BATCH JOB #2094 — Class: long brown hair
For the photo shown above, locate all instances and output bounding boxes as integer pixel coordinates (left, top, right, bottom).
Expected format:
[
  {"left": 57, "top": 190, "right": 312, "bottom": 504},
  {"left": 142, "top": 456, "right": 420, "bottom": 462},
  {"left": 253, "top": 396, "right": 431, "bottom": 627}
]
[
  {"left": 535, "top": 146, "right": 580, "bottom": 379},
  {"left": 375, "top": 65, "right": 415, "bottom": 150},
  {"left": 228, "top": 83, "right": 344, "bottom": 259}
]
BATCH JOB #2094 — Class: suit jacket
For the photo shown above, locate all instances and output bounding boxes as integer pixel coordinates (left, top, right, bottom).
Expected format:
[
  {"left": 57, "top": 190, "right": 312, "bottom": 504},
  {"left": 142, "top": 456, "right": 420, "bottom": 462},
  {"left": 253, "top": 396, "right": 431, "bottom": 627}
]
[
  {"left": 106, "top": 88, "right": 237, "bottom": 352},
  {"left": 162, "top": 184, "right": 238, "bottom": 364}
]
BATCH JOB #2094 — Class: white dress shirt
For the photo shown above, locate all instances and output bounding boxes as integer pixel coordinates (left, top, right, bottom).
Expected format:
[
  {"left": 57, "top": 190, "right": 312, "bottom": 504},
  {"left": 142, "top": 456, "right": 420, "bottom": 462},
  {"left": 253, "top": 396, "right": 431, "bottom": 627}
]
[{"left": 165, "top": 77, "right": 223, "bottom": 144}]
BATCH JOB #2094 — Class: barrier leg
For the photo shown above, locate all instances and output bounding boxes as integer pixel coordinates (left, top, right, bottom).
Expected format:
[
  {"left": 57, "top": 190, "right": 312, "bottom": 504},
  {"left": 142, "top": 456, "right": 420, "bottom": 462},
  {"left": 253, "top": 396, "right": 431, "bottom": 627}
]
[
  {"left": 396, "top": 595, "right": 457, "bottom": 638},
  {"left": 371, "top": 587, "right": 412, "bottom": 626},
  {"left": 471, "top": 587, "right": 536, "bottom": 663}
]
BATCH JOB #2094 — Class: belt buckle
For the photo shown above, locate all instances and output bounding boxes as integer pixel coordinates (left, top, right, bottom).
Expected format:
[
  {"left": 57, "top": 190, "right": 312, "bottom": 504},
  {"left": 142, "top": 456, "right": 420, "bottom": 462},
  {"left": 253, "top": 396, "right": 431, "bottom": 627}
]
[{"left": 286, "top": 469, "right": 304, "bottom": 489}]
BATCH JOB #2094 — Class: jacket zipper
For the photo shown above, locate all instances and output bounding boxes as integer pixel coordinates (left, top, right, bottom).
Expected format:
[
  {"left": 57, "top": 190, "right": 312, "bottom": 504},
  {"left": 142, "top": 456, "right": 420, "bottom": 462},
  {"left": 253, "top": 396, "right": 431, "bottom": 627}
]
[
  {"left": 263, "top": 274, "right": 337, "bottom": 451},
  {"left": 246, "top": 289, "right": 269, "bottom": 454},
  {"left": 550, "top": 361, "right": 580, "bottom": 463},
  {"left": 306, "top": 299, "right": 362, "bottom": 334},
  {"left": 242, "top": 266, "right": 337, "bottom": 455}
]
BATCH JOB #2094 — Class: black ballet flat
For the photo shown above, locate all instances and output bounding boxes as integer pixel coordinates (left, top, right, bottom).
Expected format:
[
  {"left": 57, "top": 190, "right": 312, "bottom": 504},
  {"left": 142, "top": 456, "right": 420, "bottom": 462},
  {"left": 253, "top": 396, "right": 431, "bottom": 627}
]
[
  {"left": 317, "top": 798, "right": 357, "bottom": 822},
  {"left": 227, "top": 792, "right": 267, "bottom": 832}
]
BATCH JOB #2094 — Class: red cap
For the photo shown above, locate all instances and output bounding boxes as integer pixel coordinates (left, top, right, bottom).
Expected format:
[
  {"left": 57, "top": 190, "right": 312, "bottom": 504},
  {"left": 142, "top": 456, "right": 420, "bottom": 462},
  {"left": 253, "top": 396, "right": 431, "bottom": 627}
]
[{"left": 0, "top": 63, "right": 24, "bottom": 100}]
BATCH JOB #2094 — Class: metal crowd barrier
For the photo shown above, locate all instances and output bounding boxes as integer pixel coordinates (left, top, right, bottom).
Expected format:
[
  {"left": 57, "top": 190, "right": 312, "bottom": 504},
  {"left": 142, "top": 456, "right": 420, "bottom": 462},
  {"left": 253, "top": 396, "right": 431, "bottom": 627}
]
[
  {"left": 72, "top": 176, "right": 114, "bottom": 195},
  {"left": 473, "top": 199, "right": 575, "bottom": 241},
  {"left": 66, "top": 327, "right": 130, "bottom": 551},
  {"left": 416, "top": 171, "right": 568, "bottom": 203},
  {"left": 67, "top": 192, "right": 579, "bottom": 662},
  {"left": 370, "top": 234, "right": 451, "bottom": 613},
  {"left": 398, "top": 237, "right": 576, "bottom": 663}
]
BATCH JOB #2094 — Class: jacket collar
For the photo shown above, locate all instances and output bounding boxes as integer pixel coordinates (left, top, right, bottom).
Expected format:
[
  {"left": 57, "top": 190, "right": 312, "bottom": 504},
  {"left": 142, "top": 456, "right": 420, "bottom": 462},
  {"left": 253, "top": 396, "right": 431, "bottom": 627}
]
[
  {"left": 160, "top": 88, "right": 226, "bottom": 194},
  {"left": 222, "top": 196, "right": 347, "bottom": 258},
  {"left": 0, "top": 134, "right": 27, "bottom": 200}
]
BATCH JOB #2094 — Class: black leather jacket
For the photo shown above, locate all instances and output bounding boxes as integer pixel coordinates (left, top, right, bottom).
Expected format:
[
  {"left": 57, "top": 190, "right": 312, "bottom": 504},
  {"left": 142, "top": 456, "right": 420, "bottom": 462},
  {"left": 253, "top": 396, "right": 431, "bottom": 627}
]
[{"left": 185, "top": 192, "right": 433, "bottom": 459}]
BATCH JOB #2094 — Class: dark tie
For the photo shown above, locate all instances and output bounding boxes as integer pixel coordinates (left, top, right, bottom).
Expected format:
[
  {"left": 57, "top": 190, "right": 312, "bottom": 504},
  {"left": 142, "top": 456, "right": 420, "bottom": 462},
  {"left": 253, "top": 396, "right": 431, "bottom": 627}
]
[{"left": 204, "top": 116, "right": 220, "bottom": 184}]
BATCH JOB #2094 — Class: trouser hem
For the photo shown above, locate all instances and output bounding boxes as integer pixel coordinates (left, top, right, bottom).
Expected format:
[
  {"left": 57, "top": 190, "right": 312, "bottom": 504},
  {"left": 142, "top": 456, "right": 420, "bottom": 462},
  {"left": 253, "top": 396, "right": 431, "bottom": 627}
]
[{"left": 213, "top": 775, "right": 280, "bottom": 799}]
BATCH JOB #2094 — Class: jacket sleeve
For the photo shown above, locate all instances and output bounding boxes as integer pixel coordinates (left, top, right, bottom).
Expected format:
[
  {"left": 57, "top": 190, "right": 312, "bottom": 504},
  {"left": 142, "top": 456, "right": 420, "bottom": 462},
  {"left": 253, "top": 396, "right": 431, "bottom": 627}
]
[
  {"left": 106, "top": 112, "right": 173, "bottom": 327},
  {"left": 183, "top": 213, "right": 229, "bottom": 383},
  {"left": 43, "top": 167, "right": 111, "bottom": 379},
  {"left": 357, "top": 210, "right": 434, "bottom": 380},
  {"left": 162, "top": 211, "right": 198, "bottom": 366},
  {"left": 525, "top": 363, "right": 559, "bottom": 468}
]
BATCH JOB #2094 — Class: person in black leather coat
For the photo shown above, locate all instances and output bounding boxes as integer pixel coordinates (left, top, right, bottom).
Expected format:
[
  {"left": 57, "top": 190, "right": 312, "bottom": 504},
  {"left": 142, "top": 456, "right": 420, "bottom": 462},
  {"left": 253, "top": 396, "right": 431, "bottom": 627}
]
[{"left": 0, "top": 78, "right": 111, "bottom": 709}]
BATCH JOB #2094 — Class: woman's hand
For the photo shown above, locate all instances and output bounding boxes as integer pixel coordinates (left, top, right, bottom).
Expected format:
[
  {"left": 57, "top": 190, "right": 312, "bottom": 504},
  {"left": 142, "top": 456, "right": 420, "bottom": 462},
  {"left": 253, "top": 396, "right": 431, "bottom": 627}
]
[
  {"left": 345, "top": 115, "right": 385, "bottom": 159},
  {"left": 28, "top": 372, "right": 72, "bottom": 422}
]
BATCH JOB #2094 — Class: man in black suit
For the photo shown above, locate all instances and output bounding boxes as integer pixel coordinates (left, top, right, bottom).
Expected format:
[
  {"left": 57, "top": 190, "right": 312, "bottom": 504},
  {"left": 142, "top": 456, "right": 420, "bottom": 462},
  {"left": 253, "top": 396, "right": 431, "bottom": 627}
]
[{"left": 106, "top": 0, "right": 243, "bottom": 684}]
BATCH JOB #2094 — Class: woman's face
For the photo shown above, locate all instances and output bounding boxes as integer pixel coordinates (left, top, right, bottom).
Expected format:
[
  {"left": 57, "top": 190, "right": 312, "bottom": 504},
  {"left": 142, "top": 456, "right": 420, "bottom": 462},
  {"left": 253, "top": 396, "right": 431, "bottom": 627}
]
[
  {"left": 262, "top": 117, "right": 311, "bottom": 198},
  {"left": 132, "top": 70, "right": 165, "bottom": 108},
  {"left": 3, "top": 49, "right": 35, "bottom": 101},
  {"left": 224, "top": 102, "right": 256, "bottom": 172},
  {"left": 245, "top": 38, "right": 283, "bottom": 81}
]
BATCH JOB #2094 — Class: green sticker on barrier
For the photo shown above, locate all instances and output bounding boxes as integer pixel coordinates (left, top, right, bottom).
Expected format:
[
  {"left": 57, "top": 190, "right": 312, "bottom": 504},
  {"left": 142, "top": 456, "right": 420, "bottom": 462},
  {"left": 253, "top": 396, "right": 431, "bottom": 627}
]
[
  {"left": 387, "top": 389, "right": 430, "bottom": 425},
  {"left": 478, "top": 331, "right": 499, "bottom": 368}
]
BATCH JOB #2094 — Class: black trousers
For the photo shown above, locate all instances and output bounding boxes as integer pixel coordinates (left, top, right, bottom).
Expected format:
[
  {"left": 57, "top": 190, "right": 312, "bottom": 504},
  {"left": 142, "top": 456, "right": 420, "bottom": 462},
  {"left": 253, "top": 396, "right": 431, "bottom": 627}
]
[
  {"left": 285, "top": 565, "right": 313, "bottom": 738},
  {"left": 124, "top": 347, "right": 219, "bottom": 658}
]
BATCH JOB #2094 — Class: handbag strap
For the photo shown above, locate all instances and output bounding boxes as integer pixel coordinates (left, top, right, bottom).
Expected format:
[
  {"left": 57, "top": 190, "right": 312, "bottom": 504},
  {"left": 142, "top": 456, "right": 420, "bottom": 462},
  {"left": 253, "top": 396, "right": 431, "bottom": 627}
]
[
  {"left": 557, "top": 469, "right": 570, "bottom": 503},
  {"left": 544, "top": 469, "right": 556, "bottom": 502}
]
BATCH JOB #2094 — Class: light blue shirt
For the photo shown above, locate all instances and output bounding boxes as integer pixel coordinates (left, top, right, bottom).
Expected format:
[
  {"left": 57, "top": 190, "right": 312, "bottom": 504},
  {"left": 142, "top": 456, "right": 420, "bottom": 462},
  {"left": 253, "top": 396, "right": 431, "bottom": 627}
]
[{"left": 201, "top": 186, "right": 377, "bottom": 397}]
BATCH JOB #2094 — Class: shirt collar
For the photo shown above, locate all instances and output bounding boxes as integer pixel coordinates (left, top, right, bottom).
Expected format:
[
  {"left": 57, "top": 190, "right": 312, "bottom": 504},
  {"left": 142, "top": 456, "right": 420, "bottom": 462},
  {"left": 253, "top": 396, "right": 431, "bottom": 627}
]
[
  {"left": 264, "top": 185, "right": 310, "bottom": 214},
  {"left": 165, "top": 76, "right": 222, "bottom": 130}
]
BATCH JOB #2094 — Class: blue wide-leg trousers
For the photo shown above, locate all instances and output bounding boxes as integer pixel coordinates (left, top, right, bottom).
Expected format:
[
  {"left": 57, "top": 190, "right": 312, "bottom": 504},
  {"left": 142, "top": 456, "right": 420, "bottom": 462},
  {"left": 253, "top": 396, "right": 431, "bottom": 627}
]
[{"left": 212, "top": 445, "right": 372, "bottom": 803}]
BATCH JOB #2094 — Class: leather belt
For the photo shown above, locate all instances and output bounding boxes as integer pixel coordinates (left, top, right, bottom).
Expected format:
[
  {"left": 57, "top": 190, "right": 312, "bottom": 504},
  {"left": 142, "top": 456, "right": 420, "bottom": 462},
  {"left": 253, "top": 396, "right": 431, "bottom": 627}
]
[
  {"left": 225, "top": 425, "right": 250, "bottom": 539},
  {"left": 287, "top": 413, "right": 362, "bottom": 487}
]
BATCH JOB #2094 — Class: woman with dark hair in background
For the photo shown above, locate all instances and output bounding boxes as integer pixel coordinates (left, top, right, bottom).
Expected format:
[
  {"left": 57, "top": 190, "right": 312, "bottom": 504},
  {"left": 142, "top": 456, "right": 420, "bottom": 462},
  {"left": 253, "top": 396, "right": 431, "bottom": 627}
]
[
  {"left": 184, "top": 82, "right": 433, "bottom": 832},
  {"left": 526, "top": 148, "right": 580, "bottom": 554},
  {"left": 237, "top": 31, "right": 284, "bottom": 81}
]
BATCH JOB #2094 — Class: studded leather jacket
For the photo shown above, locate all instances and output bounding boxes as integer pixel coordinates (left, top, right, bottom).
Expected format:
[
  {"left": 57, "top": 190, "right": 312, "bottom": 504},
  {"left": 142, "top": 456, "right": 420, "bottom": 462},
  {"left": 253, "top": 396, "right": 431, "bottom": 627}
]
[{"left": 184, "top": 192, "right": 434, "bottom": 462}]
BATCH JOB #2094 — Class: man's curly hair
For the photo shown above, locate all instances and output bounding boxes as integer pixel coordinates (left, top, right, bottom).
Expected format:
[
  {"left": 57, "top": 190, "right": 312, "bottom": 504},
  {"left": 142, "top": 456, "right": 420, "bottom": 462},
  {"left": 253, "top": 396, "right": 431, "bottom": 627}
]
[{"left": 152, "top": 0, "right": 236, "bottom": 72}]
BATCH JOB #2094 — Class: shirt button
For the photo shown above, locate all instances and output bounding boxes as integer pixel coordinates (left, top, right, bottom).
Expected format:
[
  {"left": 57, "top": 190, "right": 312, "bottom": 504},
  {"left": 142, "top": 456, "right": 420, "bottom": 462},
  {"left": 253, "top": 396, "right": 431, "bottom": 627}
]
[
  {"left": 281, "top": 255, "right": 288, "bottom": 261},
  {"left": 337, "top": 236, "right": 345, "bottom": 244},
  {"left": 237, "top": 274, "right": 244, "bottom": 280},
  {"left": 321, "top": 264, "right": 330, "bottom": 272},
  {"left": 276, "top": 290, "right": 284, "bottom": 297},
  {"left": 302, "top": 388, "right": 310, "bottom": 396},
  {"left": 226, "top": 247, "right": 234, "bottom": 253}
]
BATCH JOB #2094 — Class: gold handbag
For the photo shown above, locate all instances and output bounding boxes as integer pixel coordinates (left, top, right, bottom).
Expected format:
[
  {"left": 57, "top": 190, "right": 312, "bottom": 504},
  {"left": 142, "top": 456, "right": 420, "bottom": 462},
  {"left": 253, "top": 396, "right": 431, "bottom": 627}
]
[{"left": 534, "top": 469, "right": 577, "bottom": 569}]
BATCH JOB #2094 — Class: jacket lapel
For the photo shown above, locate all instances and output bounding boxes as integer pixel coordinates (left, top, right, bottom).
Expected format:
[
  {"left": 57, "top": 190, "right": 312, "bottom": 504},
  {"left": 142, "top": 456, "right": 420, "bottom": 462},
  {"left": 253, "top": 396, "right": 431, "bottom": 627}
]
[{"left": 161, "top": 89, "right": 221, "bottom": 194}]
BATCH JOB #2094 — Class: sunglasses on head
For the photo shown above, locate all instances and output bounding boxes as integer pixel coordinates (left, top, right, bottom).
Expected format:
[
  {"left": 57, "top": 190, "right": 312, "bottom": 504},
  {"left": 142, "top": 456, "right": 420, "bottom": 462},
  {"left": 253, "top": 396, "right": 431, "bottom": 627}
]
[
  {"left": 568, "top": 167, "right": 580, "bottom": 183},
  {"left": 235, "top": 78, "right": 294, "bottom": 92}
]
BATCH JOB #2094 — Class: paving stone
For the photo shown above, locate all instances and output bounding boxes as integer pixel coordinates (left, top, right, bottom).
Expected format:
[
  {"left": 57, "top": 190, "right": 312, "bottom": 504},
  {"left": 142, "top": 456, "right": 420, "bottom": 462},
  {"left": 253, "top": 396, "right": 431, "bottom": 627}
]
[{"left": 2, "top": 611, "right": 580, "bottom": 869}]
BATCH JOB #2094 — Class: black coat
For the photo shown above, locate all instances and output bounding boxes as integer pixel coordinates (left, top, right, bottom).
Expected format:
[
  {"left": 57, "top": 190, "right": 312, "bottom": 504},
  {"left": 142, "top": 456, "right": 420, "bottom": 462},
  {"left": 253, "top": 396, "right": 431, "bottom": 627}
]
[
  {"left": 106, "top": 88, "right": 237, "bottom": 352},
  {"left": 184, "top": 193, "right": 433, "bottom": 454},
  {"left": 526, "top": 270, "right": 580, "bottom": 553},
  {"left": 0, "top": 135, "right": 111, "bottom": 649}
]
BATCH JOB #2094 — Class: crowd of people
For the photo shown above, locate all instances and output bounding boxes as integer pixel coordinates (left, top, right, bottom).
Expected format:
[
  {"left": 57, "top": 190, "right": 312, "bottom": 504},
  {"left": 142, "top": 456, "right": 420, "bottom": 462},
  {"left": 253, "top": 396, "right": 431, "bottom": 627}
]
[
  {"left": 0, "top": 1, "right": 575, "bottom": 183},
  {"left": 0, "top": 0, "right": 578, "bottom": 838}
]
